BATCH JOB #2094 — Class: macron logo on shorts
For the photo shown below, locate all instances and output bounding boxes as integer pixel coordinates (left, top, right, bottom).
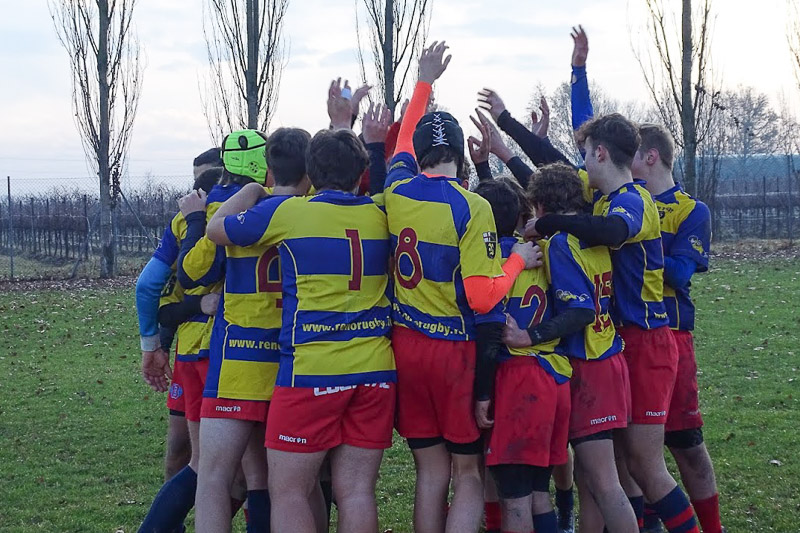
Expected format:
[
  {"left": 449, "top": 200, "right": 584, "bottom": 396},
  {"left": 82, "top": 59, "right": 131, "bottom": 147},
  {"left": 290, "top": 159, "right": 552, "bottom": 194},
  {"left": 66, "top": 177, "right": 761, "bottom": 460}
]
[
  {"left": 279, "top": 434, "right": 308, "bottom": 444},
  {"left": 590, "top": 414, "right": 618, "bottom": 425},
  {"left": 215, "top": 405, "right": 242, "bottom": 413},
  {"left": 645, "top": 410, "right": 667, "bottom": 418}
]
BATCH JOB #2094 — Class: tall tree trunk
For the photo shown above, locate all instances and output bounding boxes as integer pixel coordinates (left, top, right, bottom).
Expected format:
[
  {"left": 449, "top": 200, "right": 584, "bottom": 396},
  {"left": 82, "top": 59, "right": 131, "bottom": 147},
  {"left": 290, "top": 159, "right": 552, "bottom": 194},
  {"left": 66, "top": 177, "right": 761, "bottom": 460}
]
[
  {"left": 681, "top": 0, "right": 698, "bottom": 196},
  {"left": 98, "top": 0, "right": 114, "bottom": 278},
  {"left": 383, "top": 0, "right": 395, "bottom": 117},
  {"left": 246, "top": 0, "right": 259, "bottom": 129}
]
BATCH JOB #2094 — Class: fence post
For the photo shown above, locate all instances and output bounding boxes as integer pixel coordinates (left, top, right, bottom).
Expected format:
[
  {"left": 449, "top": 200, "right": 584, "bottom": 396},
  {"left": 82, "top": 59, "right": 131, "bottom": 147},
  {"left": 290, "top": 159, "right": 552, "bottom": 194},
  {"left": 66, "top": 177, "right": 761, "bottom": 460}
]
[
  {"left": 6, "top": 177, "right": 13, "bottom": 279},
  {"left": 761, "top": 175, "right": 767, "bottom": 239},
  {"left": 83, "top": 195, "right": 89, "bottom": 259}
]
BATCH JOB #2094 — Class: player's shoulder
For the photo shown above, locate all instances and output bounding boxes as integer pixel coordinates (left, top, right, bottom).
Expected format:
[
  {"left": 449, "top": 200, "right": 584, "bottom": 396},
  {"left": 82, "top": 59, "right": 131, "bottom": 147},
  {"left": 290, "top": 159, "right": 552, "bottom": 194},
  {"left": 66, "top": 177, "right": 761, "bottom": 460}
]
[{"left": 207, "top": 183, "right": 240, "bottom": 205}]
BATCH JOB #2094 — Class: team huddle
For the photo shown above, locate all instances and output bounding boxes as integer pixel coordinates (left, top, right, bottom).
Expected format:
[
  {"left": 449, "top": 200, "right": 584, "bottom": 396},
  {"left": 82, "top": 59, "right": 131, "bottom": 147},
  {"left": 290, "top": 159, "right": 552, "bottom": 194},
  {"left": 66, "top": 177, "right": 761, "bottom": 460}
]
[{"left": 135, "top": 27, "right": 724, "bottom": 533}]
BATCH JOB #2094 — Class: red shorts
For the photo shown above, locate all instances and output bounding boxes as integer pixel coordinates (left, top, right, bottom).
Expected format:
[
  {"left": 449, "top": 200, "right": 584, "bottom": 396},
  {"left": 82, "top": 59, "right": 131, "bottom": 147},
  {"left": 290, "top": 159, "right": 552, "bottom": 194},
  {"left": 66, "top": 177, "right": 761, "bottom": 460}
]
[
  {"left": 181, "top": 358, "right": 210, "bottom": 423},
  {"left": 167, "top": 359, "right": 186, "bottom": 415},
  {"left": 569, "top": 352, "right": 631, "bottom": 440},
  {"left": 265, "top": 383, "right": 396, "bottom": 453},
  {"left": 200, "top": 397, "right": 269, "bottom": 424},
  {"left": 618, "top": 325, "right": 678, "bottom": 425},
  {"left": 665, "top": 330, "right": 703, "bottom": 432},
  {"left": 393, "top": 326, "right": 480, "bottom": 444},
  {"left": 486, "top": 357, "right": 570, "bottom": 467}
]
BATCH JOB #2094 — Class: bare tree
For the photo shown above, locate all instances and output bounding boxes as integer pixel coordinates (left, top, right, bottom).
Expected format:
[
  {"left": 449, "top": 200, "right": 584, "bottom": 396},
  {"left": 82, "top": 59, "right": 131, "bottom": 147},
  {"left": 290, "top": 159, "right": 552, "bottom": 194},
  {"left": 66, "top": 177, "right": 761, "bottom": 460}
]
[
  {"left": 356, "top": 0, "right": 432, "bottom": 118},
  {"left": 50, "top": 0, "right": 143, "bottom": 278},
  {"left": 202, "top": 0, "right": 289, "bottom": 139},
  {"left": 789, "top": 0, "right": 800, "bottom": 92},
  {"left": 633, "top": 0, "right": 722, "bottom": 199}
]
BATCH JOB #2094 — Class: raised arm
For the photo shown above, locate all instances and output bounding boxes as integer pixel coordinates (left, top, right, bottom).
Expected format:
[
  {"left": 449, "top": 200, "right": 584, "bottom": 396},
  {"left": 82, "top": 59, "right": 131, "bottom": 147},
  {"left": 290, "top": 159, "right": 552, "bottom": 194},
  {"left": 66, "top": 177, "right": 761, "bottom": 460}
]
[
  {"left": 570, "top": 25, "right": 594, "bottom": 132},
  {"left": 362, "top": 102, "right": 392, "bottom": 195}
]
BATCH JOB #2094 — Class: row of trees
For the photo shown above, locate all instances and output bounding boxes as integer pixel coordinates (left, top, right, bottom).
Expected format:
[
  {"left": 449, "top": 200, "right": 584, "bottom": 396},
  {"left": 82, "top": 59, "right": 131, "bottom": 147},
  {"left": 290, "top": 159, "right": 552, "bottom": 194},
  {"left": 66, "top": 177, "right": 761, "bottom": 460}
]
[{"left": 46, "top": 0, "right": 800, "bottom": 277}]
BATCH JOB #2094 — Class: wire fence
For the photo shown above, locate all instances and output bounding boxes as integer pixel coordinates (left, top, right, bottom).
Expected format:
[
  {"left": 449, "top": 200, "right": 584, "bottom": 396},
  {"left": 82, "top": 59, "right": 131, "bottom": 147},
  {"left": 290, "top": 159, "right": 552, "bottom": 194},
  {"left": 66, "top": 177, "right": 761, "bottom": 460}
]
[{"left": 0, "top": 173, "right": 797, "bottom": 281}]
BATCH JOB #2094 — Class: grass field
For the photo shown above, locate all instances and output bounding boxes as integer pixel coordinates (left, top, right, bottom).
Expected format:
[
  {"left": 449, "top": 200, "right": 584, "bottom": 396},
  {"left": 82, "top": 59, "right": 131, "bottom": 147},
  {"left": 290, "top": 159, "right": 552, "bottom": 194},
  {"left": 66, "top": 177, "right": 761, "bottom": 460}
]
[{"left": 0, "top": 255, "right": 798, "bottom": 532}]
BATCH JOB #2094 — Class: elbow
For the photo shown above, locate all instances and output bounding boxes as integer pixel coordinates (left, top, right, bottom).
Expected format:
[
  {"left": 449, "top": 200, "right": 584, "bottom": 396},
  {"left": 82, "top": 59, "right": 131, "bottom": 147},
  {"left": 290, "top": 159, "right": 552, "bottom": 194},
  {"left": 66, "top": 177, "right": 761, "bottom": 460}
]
[
  {"left": 176, "top": 268, "right": 199, "bottom": 290},
  {"left": 469, "top": 297, "right": 496, "bottom": 316},
  {"left": 206, "top": 220, "right": 227, "bottom": 245}
]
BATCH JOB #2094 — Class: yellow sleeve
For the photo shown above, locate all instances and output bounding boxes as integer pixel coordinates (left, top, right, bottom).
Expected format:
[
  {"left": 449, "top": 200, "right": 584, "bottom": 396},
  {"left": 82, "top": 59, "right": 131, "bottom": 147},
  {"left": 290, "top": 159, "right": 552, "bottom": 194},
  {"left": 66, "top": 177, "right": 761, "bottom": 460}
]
[
  {"left": 182, "top": 235, "right": 219, "bottom": 283},
  {"left": 459, "top": 195, "right": 505, "bottom": 279}
]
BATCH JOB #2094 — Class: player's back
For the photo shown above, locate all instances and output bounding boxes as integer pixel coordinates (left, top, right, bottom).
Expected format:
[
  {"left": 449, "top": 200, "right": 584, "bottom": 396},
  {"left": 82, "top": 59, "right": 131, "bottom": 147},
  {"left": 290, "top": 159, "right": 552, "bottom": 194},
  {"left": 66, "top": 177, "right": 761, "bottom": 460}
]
[
  {"left": 496, "top": 236, "right": 571, "bottom": 383},
  {"left": 593, "top": 180, "right": 668, "bottom": 330},
  {"left": 545, "top": 231, "right": 622, "bottom": 361},
  {"left": 261, "top": 191, "right": 395, "bottom": 388},
  {"left": 383, "top": 174, "right": 503, "bottom": 341},
  {"left": 655, "top": 184, "right": 711, "bottom": 331}
]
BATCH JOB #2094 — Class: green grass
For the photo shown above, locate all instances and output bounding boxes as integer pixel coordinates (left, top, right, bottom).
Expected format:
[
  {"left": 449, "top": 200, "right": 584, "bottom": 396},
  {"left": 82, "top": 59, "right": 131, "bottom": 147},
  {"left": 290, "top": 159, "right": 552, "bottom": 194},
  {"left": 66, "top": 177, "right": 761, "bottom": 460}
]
[{"left": 0, "top": 257, "right": 798, "bottom": 532}]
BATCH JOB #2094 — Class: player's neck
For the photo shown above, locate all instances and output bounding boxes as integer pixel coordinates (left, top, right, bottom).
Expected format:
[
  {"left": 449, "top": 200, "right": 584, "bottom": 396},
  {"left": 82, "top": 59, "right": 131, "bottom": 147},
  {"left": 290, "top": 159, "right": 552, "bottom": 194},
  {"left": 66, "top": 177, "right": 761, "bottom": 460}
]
[
  {"left": 644, "top": 171, "right": 676, "bottom": 196},
  {"left": 272, "top": 185, "right": 299, "bottom": 196},
  {"left": 598, "top": 167, "right": 633, "bottom": 195},
  {"left": 421, "top": 161, "right": 458, "bottom": 178}
]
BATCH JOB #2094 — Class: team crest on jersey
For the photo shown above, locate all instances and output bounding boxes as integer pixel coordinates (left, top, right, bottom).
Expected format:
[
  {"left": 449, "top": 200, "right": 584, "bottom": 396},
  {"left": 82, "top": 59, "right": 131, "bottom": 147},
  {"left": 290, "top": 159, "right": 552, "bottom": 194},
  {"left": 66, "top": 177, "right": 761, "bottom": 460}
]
[
  {"left": 689, "top": 235, "right": 706, "bottom": 256},
  {"left": 236, "top": 211, "right": 246, "bottom": 224},
  {"left": 482, "top": 231, "right": 498, "bottom": 258}
]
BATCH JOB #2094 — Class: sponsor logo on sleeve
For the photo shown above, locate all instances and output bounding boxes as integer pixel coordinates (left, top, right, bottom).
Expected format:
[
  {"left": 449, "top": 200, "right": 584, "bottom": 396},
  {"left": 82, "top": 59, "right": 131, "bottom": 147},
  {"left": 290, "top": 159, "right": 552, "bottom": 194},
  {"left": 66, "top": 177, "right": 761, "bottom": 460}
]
[
  {"left": 482, "top": 231, "right": 498, "bottom": 259},
  {"left": 611, "top": 206, "right": 633, "bottom": 220},
  {"left": 236, "top": 211, "right": 246, "bottom": 224},
  {"left": 689, "top": 235, "right": 706, "bottom": 257}
]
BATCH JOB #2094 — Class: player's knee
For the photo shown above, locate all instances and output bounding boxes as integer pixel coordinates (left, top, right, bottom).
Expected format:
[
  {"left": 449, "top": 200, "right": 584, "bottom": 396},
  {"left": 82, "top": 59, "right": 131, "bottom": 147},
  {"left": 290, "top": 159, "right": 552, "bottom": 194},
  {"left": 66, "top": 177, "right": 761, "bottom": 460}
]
[{"left": 665, "top": 427, "right": 704, "bottom": 450}]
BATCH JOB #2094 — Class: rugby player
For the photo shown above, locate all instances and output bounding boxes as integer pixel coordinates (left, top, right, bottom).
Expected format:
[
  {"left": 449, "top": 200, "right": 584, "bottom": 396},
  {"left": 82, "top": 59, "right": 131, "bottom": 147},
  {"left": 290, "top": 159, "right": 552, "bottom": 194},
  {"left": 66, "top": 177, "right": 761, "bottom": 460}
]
[
  {"left": 633, "top": 124, "right": 724, "bottom": 533},
  {"left": 208, "top": 127, "right": 396, "bottom": 533},
  {"left": 382, "top": 42, "right": 541, "bottom": 533}
]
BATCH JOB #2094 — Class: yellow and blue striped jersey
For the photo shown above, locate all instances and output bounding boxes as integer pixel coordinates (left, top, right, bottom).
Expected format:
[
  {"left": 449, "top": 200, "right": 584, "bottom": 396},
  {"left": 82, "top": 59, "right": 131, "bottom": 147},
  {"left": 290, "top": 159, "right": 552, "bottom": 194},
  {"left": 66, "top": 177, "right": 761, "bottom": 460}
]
[
  {"left": 579, "top": 170, "right": 668, "bottom": 329},
  {"left": 545, "top": 231, "right": 623, "bottom": 361},
  {"left": 223, "top": 190, "right": 396, "bottom": 388},
  {"left": 478, "top": 237, "right": 572, "bottom": 384},
  {"left": 382, "top": 152, "right": 505, "bottom": 341},
  {"left": 654, "top": 183, "right": 711, "bottom": 331},
  {"left": 152, "top": 212, "right": 213, "bottom": 362}
]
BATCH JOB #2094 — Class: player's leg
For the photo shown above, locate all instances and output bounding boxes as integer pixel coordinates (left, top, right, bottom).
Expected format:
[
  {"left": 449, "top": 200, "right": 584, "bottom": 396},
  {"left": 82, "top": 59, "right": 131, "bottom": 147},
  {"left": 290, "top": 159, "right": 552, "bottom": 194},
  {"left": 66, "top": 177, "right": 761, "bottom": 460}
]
[
  {"left": 553, "top": 450, "right": 575, "bottom": 533},
  {"left": 329, "top": 444, "right": 384, "bottom": 532},
  {"left": 573, "top": 435, "right": 638, "bottom": 533},
  {"left": 613, "top": 431, "right": 645, "bottom": 530},
  {"left": 267, "top": 448, "right": 328, "bottom": 532},
  {"left": 574, "top": 461, "right": 606, "bottom": 533},
  {"left": 165, "top": 414, "right": 191, "bottom": 480},
  {"left": 195, "top": 417, "right": 253, "bottom": 533},
  {"left": 407, "top": 441, "right": 451, "bottom": 533},
  {"left": 491, "top": 464, "right": 534, "bottom": 532},
  {"left": 240, "top": 421, "right": 270, "bottom": 532},
  {"left": 484, "top": 470, "right": 502, "bottom": 533},
  {"left": 447, "top": 446, "right": 484, "bottom": 533}
]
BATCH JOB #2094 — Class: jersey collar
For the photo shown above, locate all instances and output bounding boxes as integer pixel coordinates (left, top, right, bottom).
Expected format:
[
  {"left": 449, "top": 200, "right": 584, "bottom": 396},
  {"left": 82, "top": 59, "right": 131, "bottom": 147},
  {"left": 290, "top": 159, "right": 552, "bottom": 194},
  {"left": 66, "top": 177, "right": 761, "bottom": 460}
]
[
  {"left": 654, "top": 182, "right": 684, "bottom": 203},
  {"left": 606, "top": 178, "right": 646, "bottom": 200},
  {"left": 420, "top": 172, "right": 461, "bottom": 184}
]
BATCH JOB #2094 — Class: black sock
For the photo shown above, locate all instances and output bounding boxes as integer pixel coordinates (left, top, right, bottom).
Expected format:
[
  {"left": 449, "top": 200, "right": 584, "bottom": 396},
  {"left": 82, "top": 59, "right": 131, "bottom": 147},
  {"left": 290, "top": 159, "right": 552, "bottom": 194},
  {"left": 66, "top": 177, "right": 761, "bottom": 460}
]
[
  {"left": 555, "top": 486, "right": 574, "bottom": 517},
  {"left": 245, "top": 489, "right": 270, "bottom": 533}
]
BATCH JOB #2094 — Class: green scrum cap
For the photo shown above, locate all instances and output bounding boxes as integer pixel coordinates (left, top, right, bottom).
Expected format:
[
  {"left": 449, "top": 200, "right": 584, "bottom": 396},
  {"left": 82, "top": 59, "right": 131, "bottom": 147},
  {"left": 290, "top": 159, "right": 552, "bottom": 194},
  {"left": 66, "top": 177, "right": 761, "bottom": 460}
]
[{"left": 221, "top": 129, "right": 269, "bottom": 184}]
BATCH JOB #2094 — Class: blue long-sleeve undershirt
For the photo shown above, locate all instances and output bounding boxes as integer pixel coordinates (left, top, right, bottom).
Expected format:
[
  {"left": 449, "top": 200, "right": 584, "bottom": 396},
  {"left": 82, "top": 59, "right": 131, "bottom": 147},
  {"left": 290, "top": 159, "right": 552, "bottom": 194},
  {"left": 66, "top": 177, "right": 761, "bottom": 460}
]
[
  {"left": 664, "top": 255, "right": 696, "bottom": 290},
  {"left": 135, "top": 257, "right": 173, "bottom": 351},
  {"left": 571, "top": 65, "right": 594, "bottom": 132}
]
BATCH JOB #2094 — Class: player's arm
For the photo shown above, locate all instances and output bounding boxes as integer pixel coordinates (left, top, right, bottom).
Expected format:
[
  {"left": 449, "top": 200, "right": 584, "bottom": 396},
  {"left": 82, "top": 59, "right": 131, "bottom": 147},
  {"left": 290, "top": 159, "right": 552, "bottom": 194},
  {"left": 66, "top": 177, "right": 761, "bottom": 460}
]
[
  {"left": 664, "top": 202, "right": 712, "bottom": 289},
  {"left": 362, "top": 102, "right": 392, "bottom": 195},
  {"left": 210, "top": 186, "right": 291, "bottom": 250},
  {"left": 157, "top": 293, "right": 220, "bottom": 330},
  {"left": 478, "top": 88, "right": 575, "bottom": 169},
  {"left": 476, "top": 108, "right": 535, "bottom": 188},
  {"left": 206, "top": 182, "right": 269, "bottom": 246},
  {"left": 468, "top": 112, "right": 492, "bottom": 182},
  {"left": 527, "top": 213, "right": 629, "bottom": 248},
  {"left": 174, "top": 190, "right": 224, "bottom": 289},
  {"left": 135, "top": 257, "right": 173, "bottom": 352},
  {"left": 570, "top": 25, "right": 593, "bottom": 132},
  {"left": 474, "top": 310, "right": 505, "bottom": 430}
]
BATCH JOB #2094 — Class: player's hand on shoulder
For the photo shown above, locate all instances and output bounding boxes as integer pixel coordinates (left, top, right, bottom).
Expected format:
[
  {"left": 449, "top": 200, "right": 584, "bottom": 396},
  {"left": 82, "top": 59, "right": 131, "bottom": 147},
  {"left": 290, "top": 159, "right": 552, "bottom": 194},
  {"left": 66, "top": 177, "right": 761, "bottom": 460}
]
[
  {"left": 474, "top": 399, "right": 494, "bottom": 430},
  {"left": 200, "top": 293, "right": 221, "bottom": 316},
  {"left": 511, "top": 240, "right": 543, "bottom": 269},
  {"left": 178, "top": 189, "right": 207, "bottom": 217},
  {"left": 477, "top": 88, "right": 507, "bottom": 123},
  {"left": 141, "top": 348, "right": 172, "bottom": 393},
  {"left": 502, "top": 314, "right": 533, "bottom": 348},
  {"left": 418, "top": 40, "right": 452, "bottom": 84},
  {"left": 523, "top": 216, "right": 541, "bottom": 240}
]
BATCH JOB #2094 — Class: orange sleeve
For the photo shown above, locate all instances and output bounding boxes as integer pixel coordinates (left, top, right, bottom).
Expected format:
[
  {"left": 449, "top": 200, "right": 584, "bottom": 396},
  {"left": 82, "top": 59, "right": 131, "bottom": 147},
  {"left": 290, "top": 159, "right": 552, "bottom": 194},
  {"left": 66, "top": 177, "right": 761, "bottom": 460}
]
[
  {"left": 463, "top": 253, "right": 526, "bottom": 314},
  {"left": 394, "top": 81, "right": 433, "bottom": 156}
]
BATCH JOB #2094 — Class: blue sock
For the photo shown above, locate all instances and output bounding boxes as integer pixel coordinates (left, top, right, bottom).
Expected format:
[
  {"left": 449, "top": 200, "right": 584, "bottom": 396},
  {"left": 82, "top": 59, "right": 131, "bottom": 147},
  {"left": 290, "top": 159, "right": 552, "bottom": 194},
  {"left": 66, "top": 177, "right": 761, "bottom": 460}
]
[
  {"left": 630, "top": 495, "right": 645, "bottom": 530},
  {"left": 651, "top": 486, "right": 699, "bottom": 533},
  {"left": 137, "top": 466, "right": 197, "bottom": 533},
  {"left": 246, "top": 489, "right": 271, "bottom": 533},
  {"left": 533, "top": 510, "right": 558, "bottom": 533},
  {"left": 555, "top": 486, "right": 574, "bottom": 518}
]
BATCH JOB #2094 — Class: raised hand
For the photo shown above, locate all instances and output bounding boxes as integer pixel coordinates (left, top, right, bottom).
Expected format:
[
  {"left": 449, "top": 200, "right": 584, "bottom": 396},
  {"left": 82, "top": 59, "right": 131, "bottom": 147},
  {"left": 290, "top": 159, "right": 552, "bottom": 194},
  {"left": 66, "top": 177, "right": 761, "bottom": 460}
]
[
  {"left": 362, "top": 102, "right": 392, "bottom": 144},
  {"left": 571, "top": 25, "right": 589, "bottom": 67},
  {"left": 178, "top": 189, "right": 207, "bottom": 217},
  {"left": 418, "top": 41, "right": 452, "bottom": 85},
  {"left": 351, "top": 83, "right": 372, "bottom": 117},
  {"left": 530, "top": 96, "right": 551, "bottom": 138},
  {"left": 477, "top": 88, "right": 508, "bottom": 123},
  {"left": 328, "top": 78, "right": 353, "bottom": 130},
  {"left": 468, "top": 112, "right": 492, "bottom": 164},
  {"left": 474, "top": 108, "right": 514, "bottom": 162}
]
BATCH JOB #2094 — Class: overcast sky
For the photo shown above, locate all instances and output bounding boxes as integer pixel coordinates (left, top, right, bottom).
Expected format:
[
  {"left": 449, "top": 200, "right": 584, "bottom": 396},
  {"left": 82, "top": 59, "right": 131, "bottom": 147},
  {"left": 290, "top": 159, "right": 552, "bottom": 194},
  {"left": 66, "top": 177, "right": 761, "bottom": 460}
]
[{"left": 0, "top": 0, "right": 796, "bottom": 186}]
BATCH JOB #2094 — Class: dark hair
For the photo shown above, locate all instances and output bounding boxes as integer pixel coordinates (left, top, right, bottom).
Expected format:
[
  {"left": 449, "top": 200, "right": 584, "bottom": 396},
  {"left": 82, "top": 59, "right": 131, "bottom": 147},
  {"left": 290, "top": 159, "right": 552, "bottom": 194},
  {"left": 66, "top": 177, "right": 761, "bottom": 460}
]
[
  {"left": 418, "top": 145, "right": 465, "bottom": 178},
  {"left": 576, "top": 113, "right": 640, "bottom": 169},
  {"left": 267, "top": 128, "right": 311, "bottom": 186},
  {"left": 306, "top": 129, "right": 369, "bottom": 192},
  {"left": 219, "top": 169, "right": 256, "bottom": 187},
  {"left": 528, "top": 163, "right": 588, "bottom": 215},
  {"left": 193, "top": 166, "right": 222, "bottom": 194},
  {"left": 193, "top": 147, "right": 223, "bottom": 168},
  {"left": 474, "top": 180, "right": 520, "bottom": 237},
  {"left": 638, "top": 123, "right": 675, "bottom": 170}
]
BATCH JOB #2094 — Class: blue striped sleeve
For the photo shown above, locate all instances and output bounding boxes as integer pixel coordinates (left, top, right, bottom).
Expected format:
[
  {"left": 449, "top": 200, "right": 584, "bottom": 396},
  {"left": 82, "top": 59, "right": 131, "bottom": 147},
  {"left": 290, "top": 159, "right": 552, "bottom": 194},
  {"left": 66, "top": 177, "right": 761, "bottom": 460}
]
[
  {"left": 135, "top": 258, "right": 173, "bottom": 350},
  {"left": 225, "top": 195, "right": 292, "bottom": 248}
]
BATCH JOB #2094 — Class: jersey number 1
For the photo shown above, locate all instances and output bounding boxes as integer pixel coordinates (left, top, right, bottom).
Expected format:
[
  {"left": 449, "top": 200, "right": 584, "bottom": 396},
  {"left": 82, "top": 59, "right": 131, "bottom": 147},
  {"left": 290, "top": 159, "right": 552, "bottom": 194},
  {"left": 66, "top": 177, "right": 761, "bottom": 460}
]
[{"left": 346, "top": 229, "right": 363, "bottom": 290}]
